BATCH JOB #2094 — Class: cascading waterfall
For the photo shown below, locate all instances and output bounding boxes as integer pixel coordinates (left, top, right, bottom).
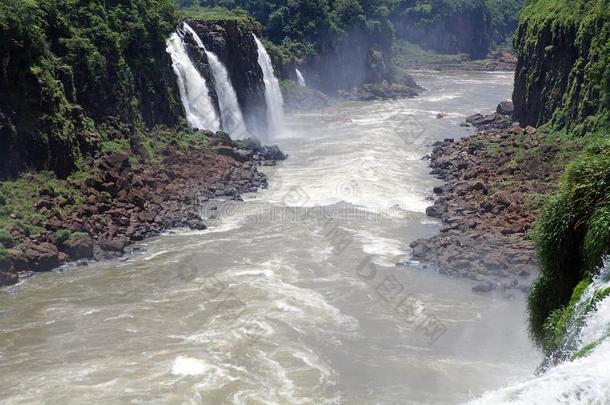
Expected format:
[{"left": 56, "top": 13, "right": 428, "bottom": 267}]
[
  {"left": 183, "top": 23, "right": 247, "bottom": 139},
  {"left": 469, "top": 258, "right": 610, "bottom": 404},
  {"left": 166, "top": 32, "right": 220, "bottom": 131},
  {"left": 253, "top": 34, "right": 285, "bottom": 137},
  {"left": 296, "top": 68, "right": 306, "bottom": 87}
]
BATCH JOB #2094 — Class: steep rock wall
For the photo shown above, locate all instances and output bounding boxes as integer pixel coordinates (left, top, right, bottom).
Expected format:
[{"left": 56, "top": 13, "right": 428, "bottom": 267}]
[
  {"left": 393, "top": 0, "right": 493, "bottom": 59},
  {"left": 512, "top": 0, "right": 610, "bottom": 132},
  {"left": 0, "top": 0, "right": 183, "bottom": 179}
]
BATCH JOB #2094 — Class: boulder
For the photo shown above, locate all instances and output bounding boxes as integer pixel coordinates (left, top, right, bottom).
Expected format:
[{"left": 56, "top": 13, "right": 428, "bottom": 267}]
[
  {"left": 496, "top": 101, "right": 514, "bottom": 116},
  {"left": 22, "top": 242, "right": 61, "bottom": 272},
  {"left": 472, "top": 281, "right": 495, "bottom": 293},
  {"left": 0, "top": 271, "right": 18, "bottom": 287},
  {"left": 465, "top": 113, "right": 483, "bottom": 124},
  {"left": 215, "top": 146, "right": 252, "bottom": 163},
  {"left": 61, "top": 235, "right": 94, "bottom": 260},
  {"left": 98, "top": 238, "right": 125, "bottom": 253}
]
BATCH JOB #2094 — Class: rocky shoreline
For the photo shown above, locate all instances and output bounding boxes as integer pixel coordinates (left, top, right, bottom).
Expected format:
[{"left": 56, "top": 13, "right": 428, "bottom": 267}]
[
  {"left": 408, "top": 105, "right": 576, "bottom": 294},
  {"left": 399, "top": 50, "right": 518, "bottom": 72},
  {"left": 0, "top": 133, "right": 285, "bottom": 287}
]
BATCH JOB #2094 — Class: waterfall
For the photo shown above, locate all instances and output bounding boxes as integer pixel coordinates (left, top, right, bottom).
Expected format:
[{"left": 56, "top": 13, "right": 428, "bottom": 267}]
[
  {"left": 469, "top": 258, "right": 610, "bottom": 404},
  {"left": 252, "top": 34, "right": 285, "bottom": 137},
  {"left": 296, "top": 68, "right": 306, "bottom": 87},
  {"left": 183, "top": 23, "right": 247, "bottom": 138},
  {"left": 166, "top": 33, "right": 220, "bottom": 131}
]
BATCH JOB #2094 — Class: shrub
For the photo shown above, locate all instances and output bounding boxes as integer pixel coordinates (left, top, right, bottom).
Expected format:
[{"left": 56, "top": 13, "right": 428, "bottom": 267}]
[
  {"left": 55, "top": 229, "right": 72, "bottom": 243},
  {"left": 529, "top": 138, "right": 610, "bottom": 350},
  {"left": 0, "top": 229, "right": 14, "bottom": 248}
]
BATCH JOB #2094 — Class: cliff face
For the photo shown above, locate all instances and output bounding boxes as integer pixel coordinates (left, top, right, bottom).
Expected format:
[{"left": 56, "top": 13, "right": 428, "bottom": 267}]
[
  {"left": 393, "top": 0, "right": 493, "bottom": 59},
  {"left": 512, "top": 0, "right": 610, "bottom": 132},
  {"left": 0, "top": 0, "right": 183, "bottom": 179},
  {"left": 303, "top": 31, "right": 394, "bottom": 93},
  {"left": 511, "top": 0, "right": 610, "bottom": 351},
  {"left": 184, "top": 19, "right": 268, "bottom": 135}
]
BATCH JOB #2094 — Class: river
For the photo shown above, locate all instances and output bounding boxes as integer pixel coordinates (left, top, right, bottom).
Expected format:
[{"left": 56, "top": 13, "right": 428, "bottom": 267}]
[{"left": 0, "top": 71, "right": 541, "bottom": 404}]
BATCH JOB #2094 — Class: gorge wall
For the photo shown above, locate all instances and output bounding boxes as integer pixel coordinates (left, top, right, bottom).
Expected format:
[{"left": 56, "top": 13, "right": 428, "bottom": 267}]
[
  {"left": 0, "top": 0, "right": 183, "bottom": 179},
  {"left": 182, "top": 18, "right": 269, "bottom": 135},
  {"left": 392, "top": 0, "right": 523, "bottom": 59},
  {"left": 510, "top": 0, "right": 610, "bottom": 354},
  {"left": 512, "top": 0, "right": 610, "bottom": 132}
]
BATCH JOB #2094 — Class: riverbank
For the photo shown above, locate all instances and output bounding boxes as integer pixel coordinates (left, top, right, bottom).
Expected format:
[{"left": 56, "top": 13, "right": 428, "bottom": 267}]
[
  {"left": 394, "top": 40, "right": 517, "bottom": 72},
  {"left": 0, "top": 131, "right": 285, "bottom": 287},
  {"left": 409, "top": 110, "right": 578, "bottom": 294}
]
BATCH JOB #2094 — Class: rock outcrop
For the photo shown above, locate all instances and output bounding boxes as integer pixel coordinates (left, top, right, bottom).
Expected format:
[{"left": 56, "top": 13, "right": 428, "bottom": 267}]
[
  {"left": 0, "top": 131, "right": 286, "bottom": 286},
  {"left": 409, "top": 110, "right": 576, "bottom": 293},
  {"left": 512, "top": 0, "right": 609, "bottom": 130},
  {"left": 183, "top": 19, "right": 268, "bottom": 135}
]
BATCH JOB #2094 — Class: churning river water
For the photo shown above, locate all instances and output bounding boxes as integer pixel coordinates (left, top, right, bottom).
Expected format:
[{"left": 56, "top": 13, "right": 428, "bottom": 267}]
[{"left": 0, "top": 71, "right": 542, "bottom": 404}]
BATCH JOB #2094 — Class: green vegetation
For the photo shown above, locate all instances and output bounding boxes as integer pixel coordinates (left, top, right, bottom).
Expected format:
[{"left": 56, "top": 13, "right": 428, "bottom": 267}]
[
  {"left": 0, "top": 0, "right": 182, "bottom": 179},
  {"left": 0, "top": 171, "right": 88, "bottom": 240},
  {"left": 529, "top": 137, "right": 610, "bottom": 350},
  {"left": 392, "top": 0, "right": 523, "bottom": 58},
  {"left": 393, "top": 40, "right": 468, "bottom": 68},
  {"left": 55, "top": 229, "right": 89, "bottom": 243},
  {"left": 514, "top": 0, "right": 610, "bottom": 133},
  {"left": 517, "top": 0, "right": 610, "bottom": 357},
  {"left": 177, "top": 5, "right": 258, "bottom": 30}
]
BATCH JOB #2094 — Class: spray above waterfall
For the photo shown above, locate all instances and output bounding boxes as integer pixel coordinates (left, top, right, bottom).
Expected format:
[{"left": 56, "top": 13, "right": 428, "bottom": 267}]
[
  {"left": 183, "top": 23, "right": 247, "bottom": 139},
  {"left": 166, "top": 33, "right": 220, "bottom": 131},
  {"left": 296, "top": 68, "right": 306, "bottom": 87},
  {"left": 253, "top": 34, "right": 285, "bottom": 137}
]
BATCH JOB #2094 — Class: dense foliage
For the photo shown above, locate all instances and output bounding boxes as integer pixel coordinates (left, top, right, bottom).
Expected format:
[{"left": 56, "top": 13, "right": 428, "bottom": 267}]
[
  {"left": 391, "top": 0, "right": 523, "bottom": 57},
  {"left": 176, "top": 0, "right": 393, "bottom": 60},
  {"left": 0, "top": 0, "right": 182, "bottom": 178},
  {"left": 519, "top": 0, "right": 610, "bottom": 355}
]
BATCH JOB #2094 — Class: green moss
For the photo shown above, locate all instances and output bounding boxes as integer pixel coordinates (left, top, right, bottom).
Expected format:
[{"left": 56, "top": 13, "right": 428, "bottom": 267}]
[
  {"left": 0, "top": 245, "right": 8, "bottom": 261},
  {"left": 540, "top": 278, "right": 591, "bottom": 355},
  {"left": 515, "top": 0, "right": 610, "bottom": 133},
  {"left": 529, "top": 136, "right": 610, "bottom": 351},
  {"left": 55, "top": 229, "right": 89, "bottom": 242},
  {"left": 0, "top": 230, "right": 14, "bottom": 248},
  {"left": 572, "top": 340, "right": 602, "bottom": 360},
  {"left": 54, "top": 229, "right": 71, "bottom": 243},
  {"left": 100, "top": 139, "right": 130, "bottom": 155},
  {"left": 178, "top": 5, "right": 253, "bottom": 25}
]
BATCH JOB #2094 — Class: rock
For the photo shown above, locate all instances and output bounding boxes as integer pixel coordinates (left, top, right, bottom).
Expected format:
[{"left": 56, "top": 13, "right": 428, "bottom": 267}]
[
  {"left": 525, "top": 125, "right": 537, "bottom": 134},
  {"left": 99, "top": 153, "right": 130, "bottom": 172},
  {"left": 491, "top": 191, "right": 511, "bottom": 208},
  {"left": 98, "top": 238, "right": 125, "bottom": 253},
  {"left": 61, "top": 236, "right": 94, "bottom": 260},
  {"left": 22, "top": 242, "right": 61, "bottom": 272},
  {"left": 472, "top": 281, "right": 495, "bottom": 293},
  {"left": 496, "top": 101, "right": 514, "bottom": 116},
  {"left": 0, "top": 271, "right": 18, "bottom": 287},
  {"left": 411, "top": 242, "right": 429, "bottom": 258},
  {"left": 472, "top": 114, "right": 498, "bottom": 127},
  {"left": 465, "top": 113, "right": 484, "bottom": 125},
  {"left": 215, "top": 146, "right": 252, "bottom": 163},
  {"left": 426, "top": 204, "right": 445, "bottom": 218}
]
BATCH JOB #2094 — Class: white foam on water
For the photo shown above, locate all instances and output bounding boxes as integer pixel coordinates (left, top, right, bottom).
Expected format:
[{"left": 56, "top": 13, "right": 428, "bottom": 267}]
[
  {"left": 469, "top": 260, "right": 610, "bottom": 404},
  {"left": 171, "top": 356, "right": 225, "bottom": 382}
]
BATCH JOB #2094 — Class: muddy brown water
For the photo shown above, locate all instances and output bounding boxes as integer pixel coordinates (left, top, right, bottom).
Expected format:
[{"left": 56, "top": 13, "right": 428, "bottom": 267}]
[{"left": 0, "top": 71, "right": 540, "bottom": 404}]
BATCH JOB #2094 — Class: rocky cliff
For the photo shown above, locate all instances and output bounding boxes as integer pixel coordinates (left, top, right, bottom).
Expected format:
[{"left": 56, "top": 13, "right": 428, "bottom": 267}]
[
  {"left": 512, "top": 0, "right": 609, "bottom": 132},
  {"left": 393, "top": 0, "right": 492, "bottom": 58},
  {"left": 511, "top": 0, "right": 610, "bottom": 352},
  {"left": 182, "top": 18, "right": 269, "bottom": 135},
  {"left": 0, "top": 0, "right": 183, "bottom": 180}
]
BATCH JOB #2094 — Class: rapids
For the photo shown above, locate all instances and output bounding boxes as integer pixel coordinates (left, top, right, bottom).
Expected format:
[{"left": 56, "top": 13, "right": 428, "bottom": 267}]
[{"left": 0, "top": 71, "right": 542, "bottom": 404}]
